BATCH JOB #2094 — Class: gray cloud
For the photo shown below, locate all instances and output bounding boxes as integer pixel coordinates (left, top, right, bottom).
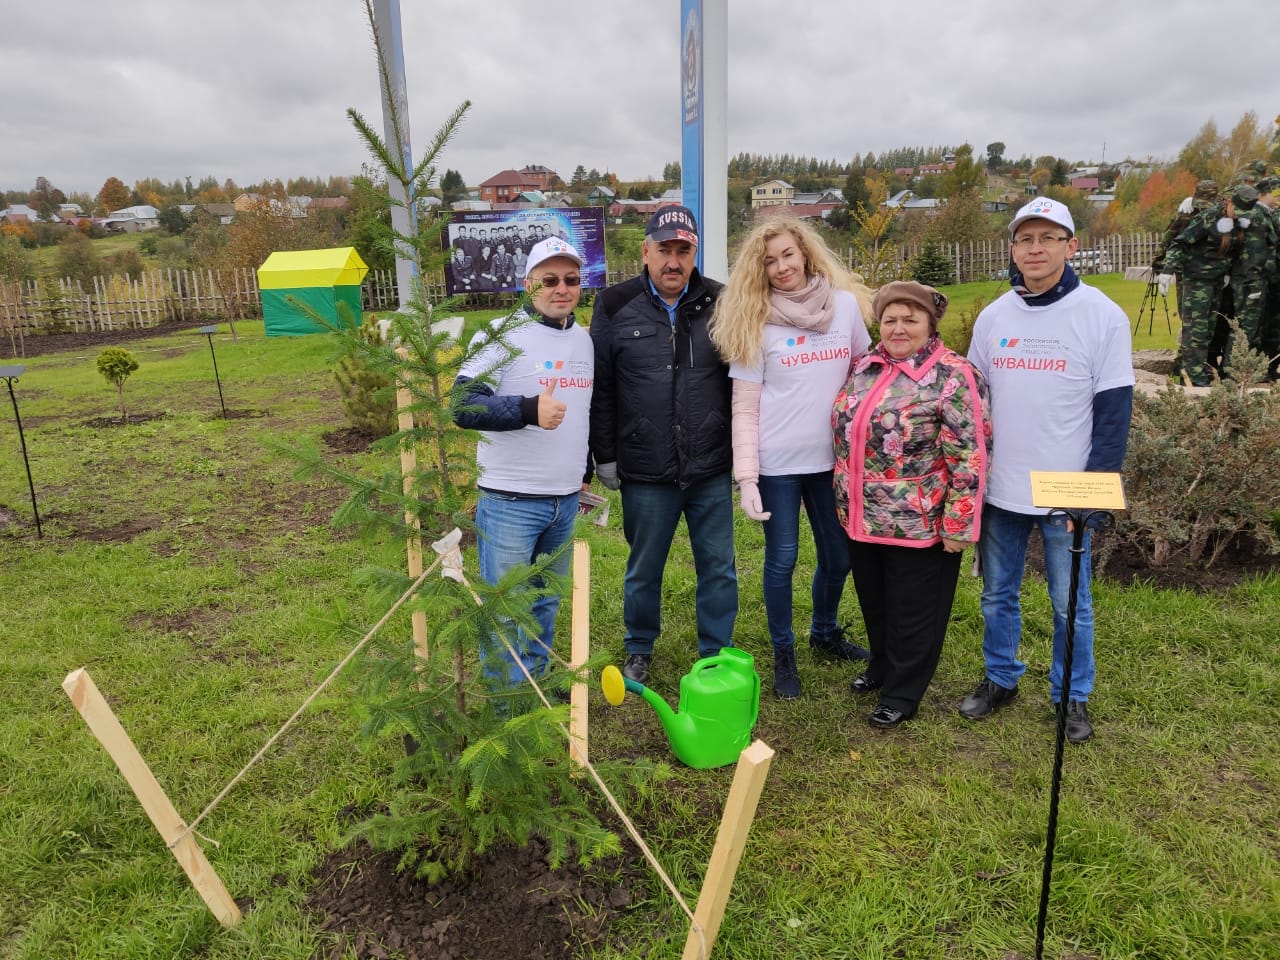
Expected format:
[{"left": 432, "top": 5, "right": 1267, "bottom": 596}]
[{"left": 3, "top": 0, "right": 1276, "bottom": 196}]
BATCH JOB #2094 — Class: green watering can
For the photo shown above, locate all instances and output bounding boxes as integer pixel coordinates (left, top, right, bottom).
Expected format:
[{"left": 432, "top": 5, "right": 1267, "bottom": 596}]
[{"left": 601, "top": 647, "right": 760, "bottom": 769}]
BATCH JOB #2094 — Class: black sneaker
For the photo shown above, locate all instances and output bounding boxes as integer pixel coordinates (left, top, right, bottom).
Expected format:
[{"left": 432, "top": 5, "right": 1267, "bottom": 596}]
[
  {"left": 1063, "top": 700, "right": 1093, "bottom": 744},
  {"left": 808, "top": 627, "right": 870, "bottom": 663},
  {"left": 772, "top": 646, "right": 801, "bottom": 700},
  {"left": 621, "top": 653, "right": 651, "bottom": 685},
  {"left": 958, "top": 677, "right": 1018, "bottom": 719}
]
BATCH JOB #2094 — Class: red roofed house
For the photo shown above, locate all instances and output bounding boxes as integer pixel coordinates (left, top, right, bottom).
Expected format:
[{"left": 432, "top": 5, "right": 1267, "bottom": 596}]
[
  {"left": 1070, "top": 176, "right": 1100, "bottom": 191},
  {"left": 518, "top": 165, "right": 559, "bottom": 191},
  {"left": 480, "top": 170, "right": 540, "bottom": 204}
]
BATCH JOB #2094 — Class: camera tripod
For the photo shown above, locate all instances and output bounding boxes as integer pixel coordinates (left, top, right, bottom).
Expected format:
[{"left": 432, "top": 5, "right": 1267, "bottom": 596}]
[{"left": 1134, "top": 266, "right": 1174, "bottom": 336}]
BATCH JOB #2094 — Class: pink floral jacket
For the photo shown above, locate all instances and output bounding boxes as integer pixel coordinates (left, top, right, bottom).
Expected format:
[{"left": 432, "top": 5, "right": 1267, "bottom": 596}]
[{"left": 832, "top": 335, "right": 991, "bottom": 546}]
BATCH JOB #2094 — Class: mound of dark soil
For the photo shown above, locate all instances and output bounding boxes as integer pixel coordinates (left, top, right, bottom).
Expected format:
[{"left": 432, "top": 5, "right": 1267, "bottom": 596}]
[
  {"left": 322, "top": 426, "right": 379, "bottom": 454},
  {"left": 82, "top": 412, "right": 169, "bottom": 427},
  {"left": 6, "top": 320, "right": 222, "bottom": 359},
  {"left": 1026, "top": 529, "right": 1279, "bottom": 592},
  {"left": 305, "top": 835, "right": 648, "bottom": 960}
]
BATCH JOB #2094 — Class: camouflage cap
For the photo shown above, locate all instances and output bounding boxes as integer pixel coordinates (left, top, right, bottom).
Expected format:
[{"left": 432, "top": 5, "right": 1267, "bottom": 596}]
[
  {"left": 1257, "top": 176, "right": 1280, "bottom": 194},
  {"left": 1193, "top": 179, "right": 1218, "bottom": 201},
  {"left": 1231, "top": 184, "right": 1259, "bottom": 209}
]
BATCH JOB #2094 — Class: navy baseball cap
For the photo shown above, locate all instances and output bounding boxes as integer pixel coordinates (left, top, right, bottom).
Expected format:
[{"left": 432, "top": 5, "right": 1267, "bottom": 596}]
[{"left": 645, "top": 204, "right": 699, "bottom": 245}]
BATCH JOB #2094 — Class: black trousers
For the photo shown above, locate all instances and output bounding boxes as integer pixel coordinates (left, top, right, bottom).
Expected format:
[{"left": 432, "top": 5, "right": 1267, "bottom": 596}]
[{"left": 848, "top": 539, "right": 962, "bottom": 712}]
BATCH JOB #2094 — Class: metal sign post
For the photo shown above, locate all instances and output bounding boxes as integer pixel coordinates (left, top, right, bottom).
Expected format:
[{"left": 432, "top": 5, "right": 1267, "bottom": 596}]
[
  {"left": 0, "top": 365, "right": 41, "bottom": 538},
  {"left": 199, "top": 325, "right": 227, "bottom": 418}
]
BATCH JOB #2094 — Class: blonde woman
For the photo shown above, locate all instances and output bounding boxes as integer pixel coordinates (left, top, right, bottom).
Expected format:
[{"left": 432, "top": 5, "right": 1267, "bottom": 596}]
[{"left": 710, "top": 215, "right": 872, "bottom": 698}]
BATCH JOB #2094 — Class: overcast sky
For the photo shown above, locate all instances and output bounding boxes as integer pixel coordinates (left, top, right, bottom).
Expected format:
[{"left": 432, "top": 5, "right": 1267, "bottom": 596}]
[{"left": 4, "top": 0, "right": 1278, "bottom": 198}]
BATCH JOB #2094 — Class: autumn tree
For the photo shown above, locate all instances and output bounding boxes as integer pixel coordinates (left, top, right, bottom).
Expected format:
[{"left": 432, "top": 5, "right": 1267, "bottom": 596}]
[
  {"left": 986, "top": 141, "right": 1006, "bottom": 171},
  {"left": 0, "top": 236, "right": 37, "bottom": 282},
  {"left": 843, "top": 162, "right": 872, "bottom": 217},
  {"left": 55, "top": 232, "right": 102, "bottom": 283},
  {"left": 97, "top": 176, "right": 130, "bottom": 214},
  {"left": 663, "top": 160, "right": 681, "bottom": 183},
  {"left": 926, "top": 189, "right": 992, "bottom": 245},
  {"left": 440, "top": 168, "right": 466, "bottom": 205},
  {"left": 939, "top": 144, "right": 986, "bottom": 198},
  {"left": 28, "top": 177, "right": 66, "bottom": 221}
]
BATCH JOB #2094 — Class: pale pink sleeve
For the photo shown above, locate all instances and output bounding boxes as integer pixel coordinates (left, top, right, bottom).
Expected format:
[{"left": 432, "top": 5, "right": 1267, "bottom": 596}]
[{"left": 731, "top": 378, "right": 762, "bottom": 484}]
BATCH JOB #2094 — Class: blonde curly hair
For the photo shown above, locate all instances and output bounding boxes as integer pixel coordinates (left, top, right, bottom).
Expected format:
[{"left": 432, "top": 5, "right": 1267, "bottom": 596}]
[{"left": 710, "top": 215, "right": 872, "bottom": 365}]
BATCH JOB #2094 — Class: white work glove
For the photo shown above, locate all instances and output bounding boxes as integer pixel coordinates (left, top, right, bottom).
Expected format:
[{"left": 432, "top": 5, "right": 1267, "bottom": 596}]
[
  {"left": 1177, "top": 196, "right": 1194, "bottom": 215},
  {"left": 595, "top": 461, "right": 620, "bottom": 490},
  {"left": 1237, "top": 216, "right": 1252, "bottom": 229},
  {"left": 1216, "top": 217, "right": 1235, "bottom": 234},
  {"left": 738, "top": 480, "right": 772, "bottom": 522},
  {"left": 1157, "top": 273, "right": 1175, "bottom": 296}
]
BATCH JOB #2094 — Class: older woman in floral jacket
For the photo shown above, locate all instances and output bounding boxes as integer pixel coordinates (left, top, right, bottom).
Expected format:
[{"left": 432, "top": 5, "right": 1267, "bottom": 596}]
[{"left": 832, "top": 281, "right": 991, "bottom": 728}]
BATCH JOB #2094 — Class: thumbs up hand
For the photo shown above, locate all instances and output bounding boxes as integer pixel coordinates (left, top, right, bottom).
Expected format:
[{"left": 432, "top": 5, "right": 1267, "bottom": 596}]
[{"left": 537, "top": 380, "right": 567, "bottom": 430}]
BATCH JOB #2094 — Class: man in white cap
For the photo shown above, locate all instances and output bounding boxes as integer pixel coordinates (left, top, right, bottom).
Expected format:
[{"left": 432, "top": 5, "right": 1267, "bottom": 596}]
[
  {"left": 453, "top": 237, "right": 594, "bottom": 688},
  {"left": 960, "top": 197, "right": 1135, "bottom": 743}
]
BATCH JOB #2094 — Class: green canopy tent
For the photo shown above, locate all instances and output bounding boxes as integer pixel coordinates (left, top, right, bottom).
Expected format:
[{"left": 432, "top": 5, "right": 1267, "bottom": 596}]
[{"left": 257, "top": 247, "right": 369, "bottom": 336}]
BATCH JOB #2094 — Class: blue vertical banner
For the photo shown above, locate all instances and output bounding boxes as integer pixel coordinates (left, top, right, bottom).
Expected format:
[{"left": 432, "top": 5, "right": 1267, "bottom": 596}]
[{"left": 680, "top": 0, "right": 704, "bottom": 273}]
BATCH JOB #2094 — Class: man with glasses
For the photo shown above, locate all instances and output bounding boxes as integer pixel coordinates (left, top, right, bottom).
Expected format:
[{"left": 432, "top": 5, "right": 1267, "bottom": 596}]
[
  {"left": 453, "top": 237, "right": 593, "bottom": 689},
  {"left": 960, "top": 198, "right": 1134, "bottom": 744},
  {"left": 589, "top": 204, "right": 737, "bottom": 686}
]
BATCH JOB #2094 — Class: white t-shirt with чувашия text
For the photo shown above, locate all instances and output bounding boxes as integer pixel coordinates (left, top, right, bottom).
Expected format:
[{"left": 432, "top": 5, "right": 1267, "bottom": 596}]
[
  {"left": 967, "top": 284, "right": 1134, "bottom": 515},
  {"left": 459, "top": 317, "right": 594, "bottom": 496},
  {"left": 729, "top": 289, "right": 871, "bottom": 476}
]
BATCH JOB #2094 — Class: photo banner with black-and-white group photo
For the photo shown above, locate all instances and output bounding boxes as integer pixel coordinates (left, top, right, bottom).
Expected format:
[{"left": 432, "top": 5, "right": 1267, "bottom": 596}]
[{"left": 443, "top": 207, "right": 606, "bottom": 296}]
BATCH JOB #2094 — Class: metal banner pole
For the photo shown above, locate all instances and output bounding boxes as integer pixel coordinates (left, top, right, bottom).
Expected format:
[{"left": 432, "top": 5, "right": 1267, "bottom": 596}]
[
  {"left": 1, "top": 365, "right": 41, "bottom": 538},
  {"left": 199, "top": 325, "right": 227, "bottom": 418},
  {"left": 1034, "top": 507, "right": 1111, "bottom": 960}
]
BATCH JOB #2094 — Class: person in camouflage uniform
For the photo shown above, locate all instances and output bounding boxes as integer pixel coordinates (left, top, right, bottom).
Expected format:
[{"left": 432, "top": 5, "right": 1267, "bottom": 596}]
[
  {"left": 1253, "top": 176, "right": 1280, "bottom": 376},
  {"left": 1163, "top": 194, "right": 1240, "bottom": 385},
  {"left": 1225, "top": 184, "right": 1279, "bottom": 359},
  {"left": 1154, "top": 179, "right": 1217, "bottom": 318}
]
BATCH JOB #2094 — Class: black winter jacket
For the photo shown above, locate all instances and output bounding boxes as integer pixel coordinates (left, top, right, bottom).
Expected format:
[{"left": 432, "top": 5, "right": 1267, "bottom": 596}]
[{"left": 589, "top": 269, "right": 731, "bottom": 487}]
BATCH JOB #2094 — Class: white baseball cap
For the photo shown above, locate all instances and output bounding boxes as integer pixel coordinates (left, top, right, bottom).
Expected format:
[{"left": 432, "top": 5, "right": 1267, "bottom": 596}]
[
  {"left": 1008, "top": 197, "right": 1075, "bottom": 237},
  {"left": 524, "top": 237, "right": 585, "bottom": 278}
]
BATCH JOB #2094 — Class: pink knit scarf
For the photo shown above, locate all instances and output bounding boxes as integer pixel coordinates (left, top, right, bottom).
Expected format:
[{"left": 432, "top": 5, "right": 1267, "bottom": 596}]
[{"left": 768, "top": 274, "right": 835, "bottom": 333}]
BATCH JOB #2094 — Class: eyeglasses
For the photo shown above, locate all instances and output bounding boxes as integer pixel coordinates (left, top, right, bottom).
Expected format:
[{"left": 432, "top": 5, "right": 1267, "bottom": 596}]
[
  {"left": 534, "top": 275, "right": 581, "bottom": 288},
  {"left": 1012, "top": 235, "right": 1072, "bottom": 249}
]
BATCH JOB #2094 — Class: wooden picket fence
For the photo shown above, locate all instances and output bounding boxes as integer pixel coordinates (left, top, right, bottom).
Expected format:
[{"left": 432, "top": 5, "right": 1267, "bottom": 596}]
[
  {"left": 0, "top": 232, "right": 1166, "bottom": 354},
  {"left": 845, "top": 232, "right": 1164, "bottom": 284},
  {"left": 0, "top": 267, "right": 451, "bottom": 347}
]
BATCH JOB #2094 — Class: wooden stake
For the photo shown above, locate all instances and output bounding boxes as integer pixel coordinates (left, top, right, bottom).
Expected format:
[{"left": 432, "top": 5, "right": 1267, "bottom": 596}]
[
  {"left": 681, "top": 740, "right": 775, "bottom": 960},
  {"left": 394, "top": 346, "right": 428, "bottom": 660},
  {"left": 61, "top": 668, "right": 242, "bottom": 928},
  {"left": 569, "top": 539, "right": 589, "bottom": 768}
]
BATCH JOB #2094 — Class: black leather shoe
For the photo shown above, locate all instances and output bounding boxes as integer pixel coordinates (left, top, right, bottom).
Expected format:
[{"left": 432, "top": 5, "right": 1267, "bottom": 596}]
[
  {"left": 809, "top": 628, "right": 870, "bottom": 663},
  {"left": 621, "top": 653, "right": 651, "bottom": 685},
  {"left": 868, "top": 704, "right": 915, "bottom": 728},
  {"left": 1063, "top": 700, "right": 1093, "bottom": 743},
  {"left": 849, "top": 672, "right": 883, "bottom": 695},
  {"left": 958, "top": 677, "right": 1018, "bottom": 719}
]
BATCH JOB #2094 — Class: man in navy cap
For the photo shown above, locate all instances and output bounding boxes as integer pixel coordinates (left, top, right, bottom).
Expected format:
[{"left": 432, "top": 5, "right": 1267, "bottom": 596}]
[{"left": 589, "top": 204, "right": 737, "bottom": 685}]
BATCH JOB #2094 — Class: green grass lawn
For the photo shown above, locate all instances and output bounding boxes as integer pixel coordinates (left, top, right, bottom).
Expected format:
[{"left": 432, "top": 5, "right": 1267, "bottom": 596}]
[
  {"left": 1, "top": 316, "right": 1275, "bottom": 959},
  {"left": 30, "top": 230, "right": 159, "bottom": 271}
]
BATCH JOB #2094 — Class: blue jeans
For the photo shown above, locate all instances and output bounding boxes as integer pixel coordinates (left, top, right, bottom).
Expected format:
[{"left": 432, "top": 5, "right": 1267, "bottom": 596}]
[
  {"left": 757, "top": 471, "right": 850, "bottom": 651},
  {"left": 475, "top": 489, "right": 579, "bottom": 686},
  {"left": 620, "top": 473, "right": 738, "bottom": 658},
  {"left": 978, "top": 504, "right": 1095, "bottom": 702}
]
